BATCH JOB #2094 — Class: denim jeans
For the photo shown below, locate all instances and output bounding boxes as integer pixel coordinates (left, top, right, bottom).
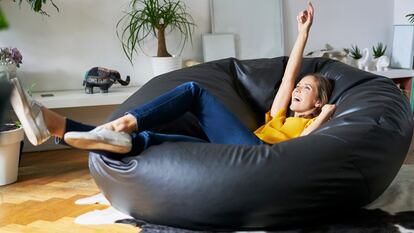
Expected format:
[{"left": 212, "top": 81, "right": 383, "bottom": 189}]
[{"left": 58, "top": 82, "right": 263, "bottom": 156}]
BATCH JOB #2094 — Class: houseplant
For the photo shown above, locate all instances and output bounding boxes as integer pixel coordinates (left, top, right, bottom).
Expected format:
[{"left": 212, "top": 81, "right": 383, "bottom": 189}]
[
  {"left": 0, "top": 48, "right": 23, "bottom": 186},
  {"left": 0, "top": 0, "right": 59, "bottom": 30},
  {"left": 117, "top": 0, "right": 196, "bottom": 78},
  {"left": 407, "top": 13, "right": 414, "bottom": 24},
  {"left": 349, "top": 44, "right": 362, "bottom": 68},
  {"left": 372, "top": 42, "right": 390, "bottom": 71}
]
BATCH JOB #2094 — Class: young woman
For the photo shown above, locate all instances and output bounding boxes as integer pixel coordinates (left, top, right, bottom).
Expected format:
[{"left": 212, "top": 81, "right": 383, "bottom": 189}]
[{"left": 9, "top": 2, "right": 335, "bottom": 155}]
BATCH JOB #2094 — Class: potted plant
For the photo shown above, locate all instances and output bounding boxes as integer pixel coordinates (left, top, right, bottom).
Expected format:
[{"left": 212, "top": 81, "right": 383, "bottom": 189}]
[
  {"left": 117, "top": 0, "right": 196, "bottom": 79},
  {"left": 349, "top": 45, "right": 362, "bottom": 68},
  {"left": 0, "top": 109, "right": 24, "bottom": 186},
  {"left": 372, "top": 42, "right": 390, "bottom": 71},
  {"left": 0, "top": 47, "right": 23, "bottom": 78}
]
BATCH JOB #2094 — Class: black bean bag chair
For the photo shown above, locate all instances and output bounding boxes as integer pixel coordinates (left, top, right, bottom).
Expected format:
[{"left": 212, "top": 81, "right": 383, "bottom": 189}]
[{"left": 88, "top": 57, "right": 413, "bottom": 231}]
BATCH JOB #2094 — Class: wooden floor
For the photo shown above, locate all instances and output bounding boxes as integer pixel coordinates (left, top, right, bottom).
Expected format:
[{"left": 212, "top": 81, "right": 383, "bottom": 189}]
[
  {"left": 0, "top": 149, "right": 138, "bottom": 233},
  {"left": 0, "top": 137, "right": 413, "bottom": 233}
]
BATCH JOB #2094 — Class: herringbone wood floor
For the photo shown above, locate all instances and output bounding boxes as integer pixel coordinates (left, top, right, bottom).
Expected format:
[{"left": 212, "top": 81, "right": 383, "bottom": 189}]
[
  {"left": 0, "top": 137, "right": 413, "bottom": 233},
  {"left": 0, "top": 149, "right": 138, "bottom": 233}
]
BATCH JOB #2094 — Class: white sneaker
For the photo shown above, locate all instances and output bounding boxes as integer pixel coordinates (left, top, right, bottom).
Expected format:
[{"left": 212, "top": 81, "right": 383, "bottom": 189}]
[
  {"left": 9, "top": 78, "right": 50, "bottom": 146},
  {"left": 64, "top": 127, "right": 132, "bottom": 154}
]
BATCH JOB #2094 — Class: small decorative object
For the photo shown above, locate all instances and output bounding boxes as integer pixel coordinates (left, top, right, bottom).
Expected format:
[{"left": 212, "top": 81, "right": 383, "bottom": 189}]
[
  {"left": 117, "top": 0, "right": 196, "bottom": 79},
  {"left": 306, "top": 44, "right": 350, "bottom": 65},
  {"left": 349, "top": 45, "right": 362, "bottom": 68},
  {"left": 83, "top": 67, "right": 131, "bottom": 94},
  {"left": 372, "top": 42, "right": 389, "bottom": 71},
  {"left": 355, "top": 48, "right": 370, "bottom": 71},
  {"left": 0, "top": 47, "right": 23, "bottom": 79}
]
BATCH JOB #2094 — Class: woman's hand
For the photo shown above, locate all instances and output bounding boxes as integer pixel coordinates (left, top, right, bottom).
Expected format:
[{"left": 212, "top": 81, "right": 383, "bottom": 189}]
[
  {"left": 297, "top": 1, "right": 314, "bottom": 34},
  {"left": 320, "top": 104, "right": 336, "bottom": 119}
]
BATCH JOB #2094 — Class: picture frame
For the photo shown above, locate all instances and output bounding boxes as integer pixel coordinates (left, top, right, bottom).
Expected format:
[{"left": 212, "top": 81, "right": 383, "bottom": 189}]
[
  {"left": 209, "top": 0, "right": 284, "bottom": 60},
  {"left": 391, "top": 25, "right": 414, "bottom": 69},
  {"left": 202, "top": 33, "right": 236, "bottom": 62}
]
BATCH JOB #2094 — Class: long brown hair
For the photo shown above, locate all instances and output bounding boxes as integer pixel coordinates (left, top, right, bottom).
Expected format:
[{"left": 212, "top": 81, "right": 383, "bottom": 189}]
[{"left": 299, "top": 73, "right": 333, "bottom": 118}]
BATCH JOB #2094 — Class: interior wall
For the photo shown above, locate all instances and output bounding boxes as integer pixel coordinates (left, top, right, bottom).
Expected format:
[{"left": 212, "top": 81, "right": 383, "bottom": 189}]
[
  {"left": 1, "top": 0, "right": 397, "bottom": 152},
  {"left": 394, "top": 0, "right": 414, "bottom": 24},
  {"left": 284, "top": 0, "right": 394, "bottom": 56},
  {"left": 0, "top": 0, "right": 211, "bottom": 91}
]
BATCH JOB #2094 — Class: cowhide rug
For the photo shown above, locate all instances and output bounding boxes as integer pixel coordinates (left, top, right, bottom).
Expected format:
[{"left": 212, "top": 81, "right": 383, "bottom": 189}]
[{"left": 75, "top": 165, "right": 414, "bottom": 233}]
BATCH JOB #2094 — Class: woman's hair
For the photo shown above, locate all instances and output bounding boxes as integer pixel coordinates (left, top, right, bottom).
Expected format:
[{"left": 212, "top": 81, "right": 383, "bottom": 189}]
[{"left": 301, "top": 73, "right": 333, "bottom": 118}]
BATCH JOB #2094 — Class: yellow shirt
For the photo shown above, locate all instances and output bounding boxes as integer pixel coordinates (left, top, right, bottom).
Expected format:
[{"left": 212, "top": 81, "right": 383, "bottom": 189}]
[{"left": 254, "top": 108, "right": 316, "bottom": 144}]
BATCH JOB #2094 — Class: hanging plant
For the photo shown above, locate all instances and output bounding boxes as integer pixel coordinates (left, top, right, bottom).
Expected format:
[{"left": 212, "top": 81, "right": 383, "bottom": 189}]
[{"left": 0, "top": 0, "right": 59, "bottom": 31}]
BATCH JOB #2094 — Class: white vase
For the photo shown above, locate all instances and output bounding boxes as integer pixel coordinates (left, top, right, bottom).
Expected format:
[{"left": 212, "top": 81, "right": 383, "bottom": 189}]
[
  {"left": 151, "top": 56, "right": 183, "bottom": 77},
  {"left": 0, "top": 127, "right": 24, "bottom": 186},
  {"left": 0, "top": 63, "right": 17, "bottom": 80}
]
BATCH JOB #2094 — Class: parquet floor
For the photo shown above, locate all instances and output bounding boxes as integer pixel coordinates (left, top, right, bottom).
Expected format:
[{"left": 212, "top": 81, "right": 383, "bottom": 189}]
[
  {"left": 0, "top": 149, "right": 138, "bottom": 233},
  {"left": 0, "top": 138, "right": 413, "bottom": 233}
]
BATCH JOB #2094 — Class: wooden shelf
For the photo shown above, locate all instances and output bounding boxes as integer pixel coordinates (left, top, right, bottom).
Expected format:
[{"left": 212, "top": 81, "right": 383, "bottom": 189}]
[{"left": 32, "top": 86, "right": 140, "bottom": 109}]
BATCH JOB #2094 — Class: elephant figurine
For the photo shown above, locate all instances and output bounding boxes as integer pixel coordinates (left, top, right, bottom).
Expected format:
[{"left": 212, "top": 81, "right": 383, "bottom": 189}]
[{"left": 83, "top": 67, "right": 130, "bottom": 94}]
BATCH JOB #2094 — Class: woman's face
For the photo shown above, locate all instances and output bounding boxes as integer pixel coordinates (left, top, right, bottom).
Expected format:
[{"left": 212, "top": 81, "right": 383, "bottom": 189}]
[{"left": 290, "top": 75, "right": 322, "bottom": 114}]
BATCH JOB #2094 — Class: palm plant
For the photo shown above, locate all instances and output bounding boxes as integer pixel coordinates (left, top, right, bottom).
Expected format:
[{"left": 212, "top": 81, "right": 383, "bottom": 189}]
[
  {"left": 350, "top": 45, "right": 362, "bottom": 60},
  {"left": 407, "top": 13, "right": 414, "bottom": 24},
  {"left": 117, "top": 0, "right": 196, "bottom": 64},
  {"left": 372, "top": 42, "right": 387, "bottom": 59}
]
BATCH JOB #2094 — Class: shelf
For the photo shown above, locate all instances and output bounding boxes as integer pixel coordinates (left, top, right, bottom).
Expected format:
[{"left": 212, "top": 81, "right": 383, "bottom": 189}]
[
  {"left": 371, "top": 69, "right": 414, "bottom": 79},
  {"left": 32, "top": 86, "right": 141, "bottom": 109}
]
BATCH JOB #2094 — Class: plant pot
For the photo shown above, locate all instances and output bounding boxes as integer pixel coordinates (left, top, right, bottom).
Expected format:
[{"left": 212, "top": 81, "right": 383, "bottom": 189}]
[
  {"left": 151, "top": 56, "right": 183, "bottom": 78},
  {"left": 0, "top": 127, "right": 24, "bottom": 186},
  {"left": 0, "top": 63, "right": 17, "bottom": 80}
]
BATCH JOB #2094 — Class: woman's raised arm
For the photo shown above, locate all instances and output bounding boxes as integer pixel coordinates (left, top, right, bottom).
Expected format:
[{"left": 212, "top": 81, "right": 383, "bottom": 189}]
[{"left": 269, "top": 2, "right": 314, "bottom": 117}]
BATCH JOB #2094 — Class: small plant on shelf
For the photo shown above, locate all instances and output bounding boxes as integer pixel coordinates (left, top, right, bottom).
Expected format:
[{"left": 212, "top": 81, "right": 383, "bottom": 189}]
[
  {"left": 349, "top": 45, "right": 362, "bottom": 60},
  {"left": 372, "top": 42, "right": 387, "bottom": 59}
]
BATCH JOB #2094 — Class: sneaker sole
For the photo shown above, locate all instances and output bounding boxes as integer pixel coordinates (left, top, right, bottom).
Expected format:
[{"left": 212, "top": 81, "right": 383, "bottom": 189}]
[{"left": 64, "top": 137, "right": 131, "bottom": 154}]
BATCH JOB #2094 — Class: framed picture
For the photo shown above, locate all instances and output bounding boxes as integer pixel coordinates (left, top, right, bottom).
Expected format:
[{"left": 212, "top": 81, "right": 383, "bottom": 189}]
[
  {"left": 391, "top": 25, "right": 414, "bottom": 69},
  {"left": 210, "top": 0, "right": 284, "bottom": 60},
  {"left": 202, "top": 33, "right": 236, "bottom": 62}
]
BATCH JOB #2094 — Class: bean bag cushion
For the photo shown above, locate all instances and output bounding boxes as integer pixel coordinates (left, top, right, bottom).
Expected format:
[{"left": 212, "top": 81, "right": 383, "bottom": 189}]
[{"left": 88, "top": 57, "right": 413, "bottom": 231}]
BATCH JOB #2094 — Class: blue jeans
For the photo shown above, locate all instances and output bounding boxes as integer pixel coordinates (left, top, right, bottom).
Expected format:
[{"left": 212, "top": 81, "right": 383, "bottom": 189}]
[{"left": 58, "top": 82, "right": 263, "bottom": 156}]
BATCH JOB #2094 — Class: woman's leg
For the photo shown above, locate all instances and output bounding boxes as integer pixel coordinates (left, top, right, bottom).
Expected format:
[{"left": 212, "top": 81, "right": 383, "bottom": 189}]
[{"left": 116, "top": 82, "right": 262, "bottom": 145}]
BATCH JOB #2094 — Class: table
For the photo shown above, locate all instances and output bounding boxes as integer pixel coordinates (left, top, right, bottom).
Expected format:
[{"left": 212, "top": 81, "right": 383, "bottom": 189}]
[{"left": 372, "top": 69, "right": 414, "bottom": 110}]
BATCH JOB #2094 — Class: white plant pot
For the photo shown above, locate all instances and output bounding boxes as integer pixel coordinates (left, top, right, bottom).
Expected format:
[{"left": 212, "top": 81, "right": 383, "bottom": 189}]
[
  {"left": 151, "top": 56, "right": 183, "bottom": 77},
  {"left": 0, "top": 127, "right": 24, "bottom": 186}
]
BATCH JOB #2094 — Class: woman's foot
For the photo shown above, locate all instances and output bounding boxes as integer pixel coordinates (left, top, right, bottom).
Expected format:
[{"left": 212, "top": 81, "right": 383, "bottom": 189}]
[
  {"left": 9, "top": 78, "right": 51, "bottom": 145},
  {"left": 64, "top": 127, "right": 132, "bottom": 154},
  {"left": 99, "top": 114, "right": 138, "bottom": 134}
]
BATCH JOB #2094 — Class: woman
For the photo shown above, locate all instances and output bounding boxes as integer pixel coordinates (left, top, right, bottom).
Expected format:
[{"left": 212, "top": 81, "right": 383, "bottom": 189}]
[{"left": 9, "top": 2, "right": 335, "bottom": 155}]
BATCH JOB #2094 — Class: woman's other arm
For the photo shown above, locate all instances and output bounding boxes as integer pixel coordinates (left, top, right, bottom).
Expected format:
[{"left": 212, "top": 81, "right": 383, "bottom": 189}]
[{"left": 300, "top": 104, "right": 336, "bottom": 136}]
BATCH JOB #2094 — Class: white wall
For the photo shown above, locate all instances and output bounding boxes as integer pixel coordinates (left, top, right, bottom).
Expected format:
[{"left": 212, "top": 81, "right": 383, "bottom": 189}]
[
  {"left": 394, "top": 0, "right": 414, "bottom": 24},
  {"left": 0, "top": 0, "right": 396, "bottom": 152},
  {"left": 0, "top": 0, "right": 394, "bottom": 92},
  {"left": 284, "top": 0, "right": 394, "bottom": 56},
  {"left": 0, "top": 0, "right": 210, "bottom": 91}
]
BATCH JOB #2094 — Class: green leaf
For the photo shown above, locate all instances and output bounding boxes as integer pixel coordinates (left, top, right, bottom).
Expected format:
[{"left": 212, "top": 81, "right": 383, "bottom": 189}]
[{"left": 0, "top": 7, "right": 9, "bottom": 30}]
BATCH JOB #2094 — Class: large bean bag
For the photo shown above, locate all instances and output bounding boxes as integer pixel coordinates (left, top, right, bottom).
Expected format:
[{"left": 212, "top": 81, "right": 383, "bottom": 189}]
[{"left": 88, "top": 57, "right": 413, "bottom": 231}]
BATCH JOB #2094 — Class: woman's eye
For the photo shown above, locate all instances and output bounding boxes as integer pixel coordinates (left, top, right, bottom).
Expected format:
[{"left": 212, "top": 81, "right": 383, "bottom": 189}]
[{"left": 305, "top": 86, "right": 311, "bottom": 90}]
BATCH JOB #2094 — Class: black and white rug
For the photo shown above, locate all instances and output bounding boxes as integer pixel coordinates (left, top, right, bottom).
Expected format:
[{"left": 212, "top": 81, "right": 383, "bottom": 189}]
[{"left": 76, "top": 165, "right": 414, "bottom": 233}]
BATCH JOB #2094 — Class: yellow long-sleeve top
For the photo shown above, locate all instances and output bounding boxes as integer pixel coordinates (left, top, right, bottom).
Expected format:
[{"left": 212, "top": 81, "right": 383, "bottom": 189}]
[{"left": 254, "top": 108, "right": 316, "bottom": 144}]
